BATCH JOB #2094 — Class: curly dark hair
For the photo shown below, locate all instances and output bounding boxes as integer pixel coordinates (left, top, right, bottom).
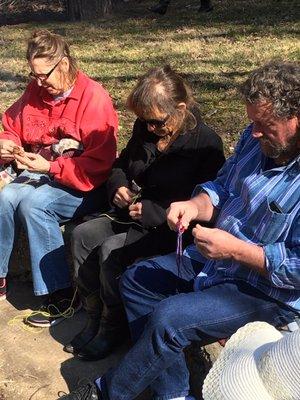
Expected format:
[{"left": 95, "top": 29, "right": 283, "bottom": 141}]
[{"left": 240, "top": 61, "right": 300, "bottom": 119}]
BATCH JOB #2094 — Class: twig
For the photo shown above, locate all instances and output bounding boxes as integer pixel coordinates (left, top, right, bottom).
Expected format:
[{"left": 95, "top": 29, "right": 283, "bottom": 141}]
[{"left": 28, "top": 384, "right": 50, "bottom": 400}]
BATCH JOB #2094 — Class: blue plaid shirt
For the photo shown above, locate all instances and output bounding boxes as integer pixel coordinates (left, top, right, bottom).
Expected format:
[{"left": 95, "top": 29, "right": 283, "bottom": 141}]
[{"left": 184, "top": 124, "right": 300, "bottom": 311}]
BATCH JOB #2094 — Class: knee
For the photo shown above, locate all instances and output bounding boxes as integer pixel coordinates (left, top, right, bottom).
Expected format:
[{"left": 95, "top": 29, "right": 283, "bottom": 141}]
[
  {"left": 0, "top": 185, "right": 18, "bottom": 208},
  {"left": 99, "top": 235, "right": 124, "bottom": 266},
  {"left": 150, "top": 298, "right": 178, "bottom": 330},
  {"left": 145, "top": 300, "right": 184, "bottom": 350},
  {"left": 98, "top": 238, "right": 112, "bottom": 263},
  {"left": 17, "top": 195, "right": 41, "bottom": 219},
  {"left": 71, "top": 222, "right": 89, "bottom": 250}
]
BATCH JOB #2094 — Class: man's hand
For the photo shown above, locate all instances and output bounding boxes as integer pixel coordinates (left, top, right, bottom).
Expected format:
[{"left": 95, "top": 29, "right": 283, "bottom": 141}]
[
  {"left": 192, "top": 224, "right": 238, "bottom": 260},
  {"left": 0, "top": 139, "right": 23, "bottom": 162},
  {"left": 167, "top": 200, "right": 199, "bottom": 231},
  {"left": 129, "top": 202, "right": 142, "bottom": 221},
  {"left": 113, "top": 186, "right": 135, "bottom": 208},
  {"left": 192, "top": 224, "right": 267, "bottom": 276},
  {"left": 14, "top": 152, "right": 50, "bottom": 173}
]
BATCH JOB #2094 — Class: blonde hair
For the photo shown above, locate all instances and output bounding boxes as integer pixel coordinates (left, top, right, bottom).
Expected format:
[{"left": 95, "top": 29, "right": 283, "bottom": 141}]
[{"left": 26, "top": 29, "right": 78, "bottom": 83}]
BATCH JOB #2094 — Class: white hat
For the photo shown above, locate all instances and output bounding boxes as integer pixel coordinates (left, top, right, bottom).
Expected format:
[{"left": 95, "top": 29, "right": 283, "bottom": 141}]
[{"left": 202, "top": 321, "right": 300, "bottom": 400}]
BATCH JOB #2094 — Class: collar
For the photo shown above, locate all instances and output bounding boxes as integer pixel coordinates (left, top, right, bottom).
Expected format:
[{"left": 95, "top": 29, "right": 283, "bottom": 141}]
[
  {"left": 38, "top": 71, "right": 86, "bottom": 105},
  {"left": 262, "top": 153, "right": 300, "bottom": 174}
]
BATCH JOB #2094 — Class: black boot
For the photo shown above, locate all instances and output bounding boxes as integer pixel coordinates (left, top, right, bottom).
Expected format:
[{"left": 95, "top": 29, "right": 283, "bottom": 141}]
[
  {"left": 149, "top": 0, "right": 169, "bottom": 15},
  {"left": 76, "top": 325, "right": 129, "bottom": 361},
  {"left": 63, "top": 293, "right": 102, "bottom": 354},
  {"left": 77, "top": 307, "right": 130, "bottom": 361},
  {"left": 198, "top": 0, "right": 213, "bottom": 12}
]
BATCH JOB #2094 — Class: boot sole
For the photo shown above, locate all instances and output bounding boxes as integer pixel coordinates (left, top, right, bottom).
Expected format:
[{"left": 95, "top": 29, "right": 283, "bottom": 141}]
[
  {"left": 76, "top": 339, "right": 125, "bottom": 361},
  {"left": 63, "top": 334, "right": 98, "bottom": 354},
  {"left": 76, "top": 350, "right": 112, "bottom": 361}
]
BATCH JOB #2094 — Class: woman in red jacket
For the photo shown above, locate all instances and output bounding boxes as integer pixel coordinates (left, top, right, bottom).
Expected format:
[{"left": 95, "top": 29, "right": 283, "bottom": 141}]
[{"left": 0, "top": 30, "right": 118, "bottom": 328}]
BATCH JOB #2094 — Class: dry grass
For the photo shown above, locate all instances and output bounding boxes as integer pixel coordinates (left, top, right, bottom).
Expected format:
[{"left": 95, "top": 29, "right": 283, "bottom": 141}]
[{"left": 0, "top": 0, "right": 299, "bottom": 154}]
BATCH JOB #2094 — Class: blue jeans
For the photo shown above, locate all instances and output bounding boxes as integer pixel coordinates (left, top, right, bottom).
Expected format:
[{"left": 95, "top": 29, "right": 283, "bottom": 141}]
[
  {"left": 101, "top": 253, "right": 298, "bottom": 400},
  {"left": 0, "top": 171, "right": 106, "bottom": 295}
]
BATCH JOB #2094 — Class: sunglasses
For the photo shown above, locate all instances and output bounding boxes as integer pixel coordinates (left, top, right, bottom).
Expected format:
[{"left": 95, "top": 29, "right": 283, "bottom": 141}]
[
  {"left": 29, "top": 58, "right": 62, "bottom": 81},
  {"left": 139, "top": 115, "right": 169, "bottom": 128}
]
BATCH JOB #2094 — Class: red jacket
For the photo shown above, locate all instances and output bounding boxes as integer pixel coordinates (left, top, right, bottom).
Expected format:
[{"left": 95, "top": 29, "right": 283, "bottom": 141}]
[{"left": 1, "top": 71, "right": 118, "bottom": 191}]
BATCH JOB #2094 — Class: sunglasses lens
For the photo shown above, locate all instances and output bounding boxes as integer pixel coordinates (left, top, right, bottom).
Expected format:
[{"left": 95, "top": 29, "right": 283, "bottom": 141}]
[
  {"left": 149, "top": 120, "right": 163, "bottom": 127},
  {"left": 140, "top": 115, "right": 169, "bottom": 128}
]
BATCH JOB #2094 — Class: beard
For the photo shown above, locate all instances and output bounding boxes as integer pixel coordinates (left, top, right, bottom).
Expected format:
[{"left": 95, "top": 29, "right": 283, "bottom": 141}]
[{"left": 259, "top": 132, "right": 299, "bottom": 161}]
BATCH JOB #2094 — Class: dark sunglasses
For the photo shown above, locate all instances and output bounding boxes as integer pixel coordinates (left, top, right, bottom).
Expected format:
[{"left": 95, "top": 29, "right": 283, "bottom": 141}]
[
  {"left": 139, "top": 115, "right": 169, "bottom": 128},
  {"left": 29, "top": 58, "right": 62, "bottom": 81}
]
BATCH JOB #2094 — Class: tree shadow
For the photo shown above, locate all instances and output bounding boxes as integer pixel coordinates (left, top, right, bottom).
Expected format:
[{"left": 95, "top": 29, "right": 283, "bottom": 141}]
[
  {"left": 1, "top": 0, "right": 297, "bottom": 33},
  {"left": 0, "top": 70, "right": 28, "bottom": 93}
]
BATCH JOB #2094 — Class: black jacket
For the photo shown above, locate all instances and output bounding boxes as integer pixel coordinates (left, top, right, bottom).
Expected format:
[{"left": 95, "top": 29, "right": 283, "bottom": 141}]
[{"left": 107, "top": 113, "right": 225, "bottom": 231}]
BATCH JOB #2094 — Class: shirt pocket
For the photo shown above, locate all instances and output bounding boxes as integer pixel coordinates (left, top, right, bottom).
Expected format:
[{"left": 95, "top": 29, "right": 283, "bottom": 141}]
[{"left": 245, "top": 197, "right": 291, "bottom": 244}]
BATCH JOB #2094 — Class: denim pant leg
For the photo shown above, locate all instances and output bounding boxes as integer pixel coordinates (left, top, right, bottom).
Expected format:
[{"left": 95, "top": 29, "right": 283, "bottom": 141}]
[
  {"left": 110, "top": 254, "right": 201, "bottom": 400},
  {"left": 17, "top": 181, "right": 106, "bottom": 296},
  {"left": 101, "top": 256, "right": 298, "bottom": 400},
  {"left": 0, "top": 180, "right": 36, "bottom": 277}
]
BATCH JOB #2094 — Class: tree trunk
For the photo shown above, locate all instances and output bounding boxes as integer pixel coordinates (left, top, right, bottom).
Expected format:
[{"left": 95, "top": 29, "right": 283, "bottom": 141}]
[{"left": 66, "top": 0, "right": 114, "bottom": 20}]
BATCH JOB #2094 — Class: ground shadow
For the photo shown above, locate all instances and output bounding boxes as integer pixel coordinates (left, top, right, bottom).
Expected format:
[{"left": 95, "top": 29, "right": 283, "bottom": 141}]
[
  {"left": 1, "top": 0, "right": 298, "bottom": 31},
  {"left": 6, "top": 279, "right": 41, "bottom": 311}
]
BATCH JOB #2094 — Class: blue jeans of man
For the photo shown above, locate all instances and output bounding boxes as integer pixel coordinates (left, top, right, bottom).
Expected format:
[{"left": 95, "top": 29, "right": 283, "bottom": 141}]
[
  {"left": 0, "top": 171, "right": 106, "bottom": 296},
  {"left": 101, "top": 253, "right": 298, "bottom": 400}
]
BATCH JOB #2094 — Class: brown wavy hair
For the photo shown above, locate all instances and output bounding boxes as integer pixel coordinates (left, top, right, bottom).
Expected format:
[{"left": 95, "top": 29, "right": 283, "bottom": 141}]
[{"left": 127, "top": 65, "right": 199, "bottom": 151}]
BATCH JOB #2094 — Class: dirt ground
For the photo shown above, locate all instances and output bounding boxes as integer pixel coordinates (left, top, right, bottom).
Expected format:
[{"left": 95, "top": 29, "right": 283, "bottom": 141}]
[
  {"left": 0, "top": 279, "right": 131, "bottom": 400},
  {"left": 0, "top": 278, "right": 220, "bottom": 400}
]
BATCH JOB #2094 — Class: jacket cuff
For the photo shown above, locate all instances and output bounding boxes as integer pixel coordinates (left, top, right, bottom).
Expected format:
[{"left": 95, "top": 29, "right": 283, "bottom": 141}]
[{"left": 49, "top": 160, "right": 61, "bottom": 175}]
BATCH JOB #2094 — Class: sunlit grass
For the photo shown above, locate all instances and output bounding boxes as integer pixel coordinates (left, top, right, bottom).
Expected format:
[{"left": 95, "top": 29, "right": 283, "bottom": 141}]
[{"left": 0, "top": 0, "right": 299, "bottom": 153}]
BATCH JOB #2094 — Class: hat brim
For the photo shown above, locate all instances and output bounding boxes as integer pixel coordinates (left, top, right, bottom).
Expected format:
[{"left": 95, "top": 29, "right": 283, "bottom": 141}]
[{"left": 202, "top": 321, "right": 282, "bottom": 400}]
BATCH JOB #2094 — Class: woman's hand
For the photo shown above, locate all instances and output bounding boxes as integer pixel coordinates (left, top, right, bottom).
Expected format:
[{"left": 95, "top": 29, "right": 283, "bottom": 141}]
[
  {"left": 113, "top": 186, "right": 135, "bottom": 208},
  {"left": 14, "top": 152, "right": 50, "bottom": 173},
  {"left": 129, "top": 202, "right": 142, "bottom": 221},
  {"left": 0, "top": 139, "right": 22, "bottom": 162}
]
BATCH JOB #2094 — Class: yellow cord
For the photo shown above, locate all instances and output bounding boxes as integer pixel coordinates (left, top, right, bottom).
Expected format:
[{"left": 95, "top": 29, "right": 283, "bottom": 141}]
[
  {"left": 99, "top": 212, "right": 142, "bottom": 228},
  {"left": 131, "top": 191, "right": 141, "bottom": 204},
  {"left": 8, "top": 288, "right": 79, "bottom": 334},
  {"left": 8, "top": 203, "right": 142, "bottom": 334}
]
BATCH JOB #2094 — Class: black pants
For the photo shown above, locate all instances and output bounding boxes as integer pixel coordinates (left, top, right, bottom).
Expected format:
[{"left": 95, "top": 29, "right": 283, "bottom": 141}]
[
  {"left": 72, "top": 216, "right": 129, "bottom": 329},
  {"left": 71, "top": 215, "right": 188, "bottom": 331}
]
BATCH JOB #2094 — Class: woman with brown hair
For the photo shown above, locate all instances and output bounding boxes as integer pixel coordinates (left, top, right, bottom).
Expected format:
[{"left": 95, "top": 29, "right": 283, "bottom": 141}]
[
  {"left": 65, "top": 65, "right": 225, "bottom": 361},
  {"left": 0, "top": 30, "right": 118, "bottom": 326}
]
